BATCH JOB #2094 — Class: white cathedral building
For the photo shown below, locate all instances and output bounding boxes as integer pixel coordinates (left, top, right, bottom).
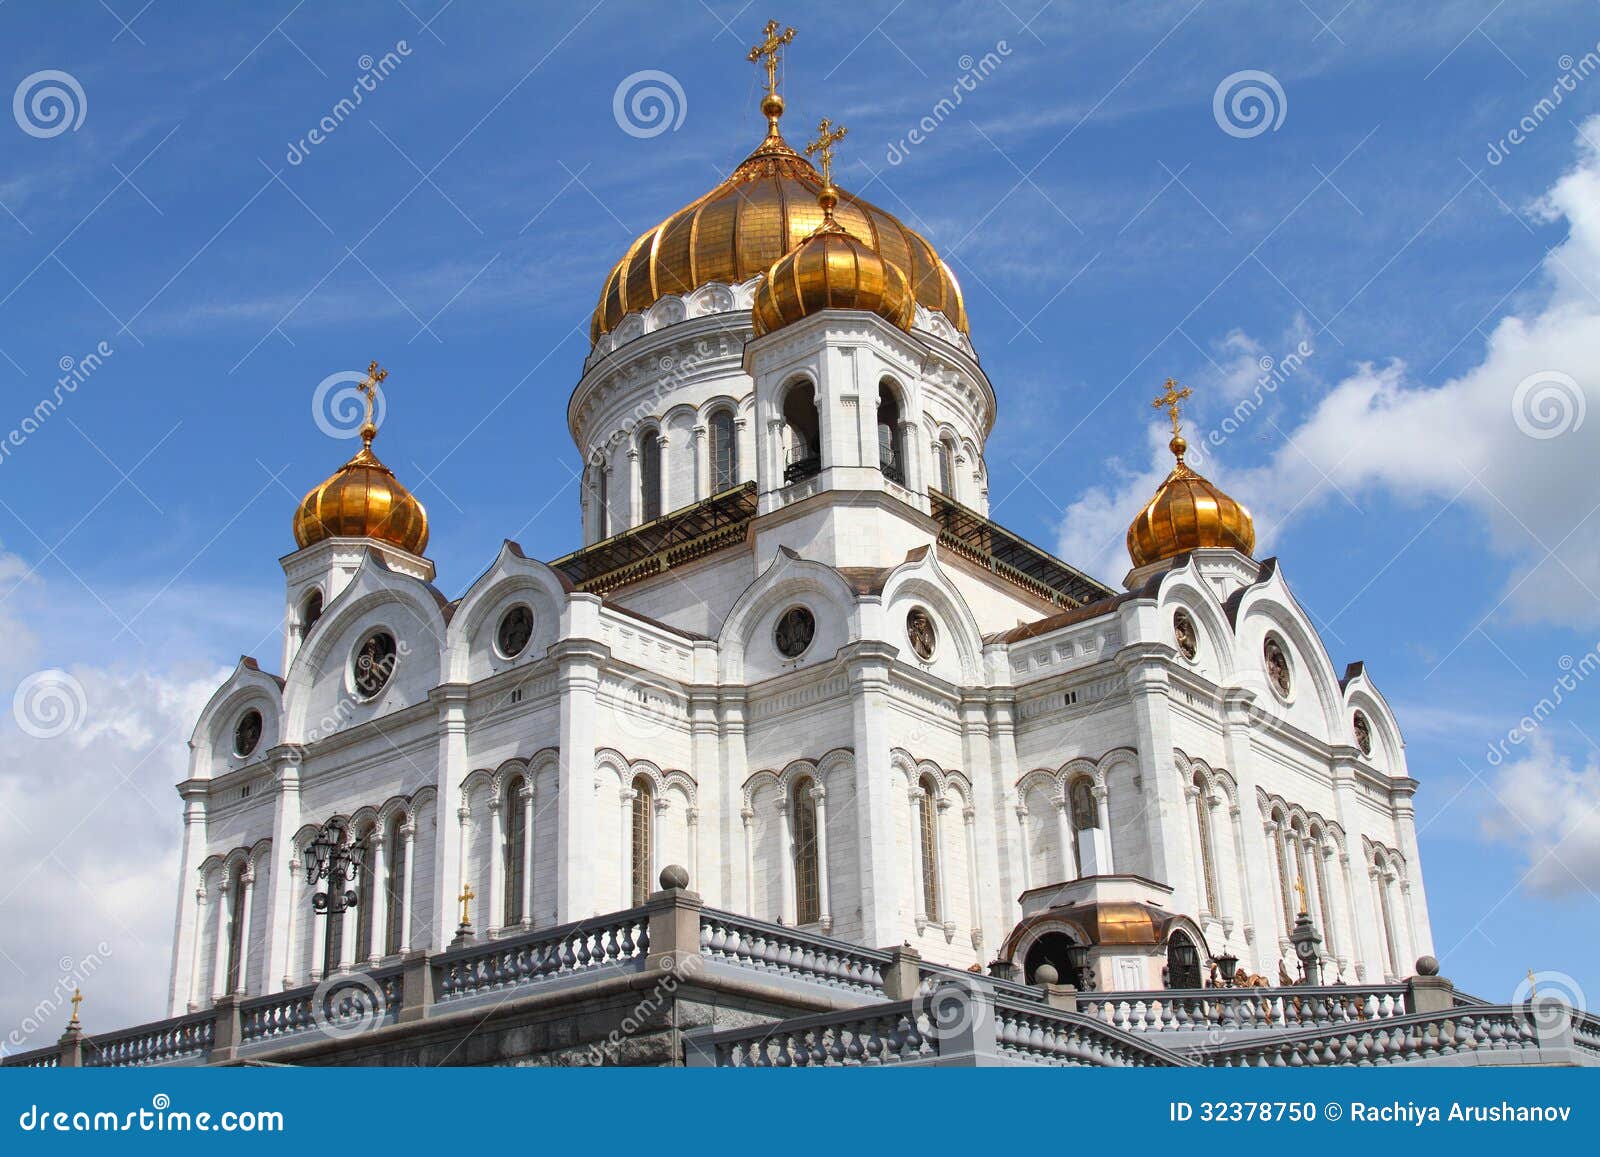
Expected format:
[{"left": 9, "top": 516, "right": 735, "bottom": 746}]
[{"left": 160, "top": 44, "right": 1436, "bottom": 1050}]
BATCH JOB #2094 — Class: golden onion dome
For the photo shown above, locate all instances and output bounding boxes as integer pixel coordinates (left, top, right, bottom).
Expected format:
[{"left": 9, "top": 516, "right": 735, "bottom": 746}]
[
  {"left": 751, "top": 178, "right": 917, "bottom": 337},
  {"left": 1126, "top": 433, "right": 1255, "bottom": 568},
  {"left": 293, "top": 366, "right": 429, "bottom": 556},
  {"left": 590, "top": 108, "right": 966, "bottom": 346}
]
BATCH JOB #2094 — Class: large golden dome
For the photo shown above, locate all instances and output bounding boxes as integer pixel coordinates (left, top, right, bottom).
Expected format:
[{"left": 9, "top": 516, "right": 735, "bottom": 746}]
[
  {"left": 1126, "top": 434, "right": 1255, "bottom": 568},
  {"left": 293, "top": 368, "right": 429, "bottom": 556},
  {"left": 590, "top": 113, "right": 966, "bottom": 345}
]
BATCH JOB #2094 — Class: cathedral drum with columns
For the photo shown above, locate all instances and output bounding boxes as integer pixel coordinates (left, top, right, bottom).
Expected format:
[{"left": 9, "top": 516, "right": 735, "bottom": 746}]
[{"left": 79, "top": 25, "right": 1538, "bottom": 1072}]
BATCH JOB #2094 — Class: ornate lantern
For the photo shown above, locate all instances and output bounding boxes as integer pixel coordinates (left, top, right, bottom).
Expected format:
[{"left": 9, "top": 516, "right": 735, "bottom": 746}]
[{"left": 302, "top": 818, "right": 368, "bottom": 916}]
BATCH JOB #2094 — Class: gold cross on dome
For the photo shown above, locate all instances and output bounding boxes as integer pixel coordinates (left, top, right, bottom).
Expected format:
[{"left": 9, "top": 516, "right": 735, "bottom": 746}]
[
  {"left": 458, "top": 883, "right": 475, "bottom": 926},
  {"left": 1151, "top": 377, "right": 1192, "bottom": 438},
  {"left": 359, "top": 360, "right": 388, "bottom": 430},
  {"left": 805, "top": 117, "right": 848, "bottom": 186},
  {"left": 1293, "top": 876, "right": 1308, "bottom": 915},
  {"left": 748, "top": 20, "right": 797, "bottom": 99},
  {"left": 69, "top": 988, "right": 83, "bottom": 1026}
]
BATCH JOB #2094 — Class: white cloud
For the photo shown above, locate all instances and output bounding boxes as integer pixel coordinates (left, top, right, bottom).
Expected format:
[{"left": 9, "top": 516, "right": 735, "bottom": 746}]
[
  {"left": 1481, "top": 736, "right": 1600, "bottom": 898},
  {"left": 1057, "top": 117, "right": 1600, "bottom": 625}
]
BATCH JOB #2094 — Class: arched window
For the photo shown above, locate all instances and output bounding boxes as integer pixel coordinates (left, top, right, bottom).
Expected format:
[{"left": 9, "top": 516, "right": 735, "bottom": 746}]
[
  {"left": 595, "top": 464, "right": 610, "bottom": 539},
  {"left": 917, "top": 774, "right": 941, "bottom": 922},
  {"left": 384, "top": 813, "right": 406, "bottom": 957},
  {"left": 354, "top": 823, "right": 377, "bottom": 962},
  {"left": 630, "top": 776, "right": 653, "bottom": 906},
  {"left": 709, "top": 409, "right": 737, "bottom": 491},
  {"left": 792, "top": 778, "right": 821, "bottom": 925},
  {"left": 322, "top": 895, "right": 343, "bottom": 976},
  {"left": 504, "top": 778, "right": 527, "bottom": 927},
  {"left": 1068, "top": 777, "right": 1097, "bottom": 875},
  {"left": 782, "top": 381, "right": 821, "bottom": 484},
  {"left": 1192, "top": 774, "right": 1219, "bottom": 915},
  {"left": 224, "top": 862, "right": 247, "bottom": 993},
  {"left": 639, "top": 430, "right": 662, "bottom": 522},
  {"left": 935, "top": 436, "right": 954, "bottom": 496},
  {"left": 1271, "top": 810, "right": 1293, "bottom": 933},
  {"left": 877, "top": 383, "right": 904, "bottom": 484},
  {"left": 301, "top": 589, "right": 323, "bottom": 635},
  {"left": 1374, "top": 853, "right": 1400, "bottom": 978},
  {"left": 1166, "top": 930, "right": 1203, "bottom": 988}
]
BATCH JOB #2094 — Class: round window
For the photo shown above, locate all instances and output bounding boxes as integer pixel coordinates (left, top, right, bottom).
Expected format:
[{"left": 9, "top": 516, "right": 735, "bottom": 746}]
[
  {"left": 496, "top": 604, "right": 534, "bottom": 658},
  {"left": 1172, "top": 609, "right": 1198, "bottom": 660},
  {"left": 233, "top": 709, "right": 263, "bottom": 758},
  {"left": 774, "top": 605, "right": 816, "bottom": 658},
  {"left": 1353, "top": 710, "right": 1373, "bottom": 757},
  {"left": 353, "top": 630, "right": 398, "bottom": 700},
  {"left": 906, "top": 607, "right": 937, "bottom": 661},
  {"left": 1263, "top": 635, "right": 1292, "bottom": 699}
]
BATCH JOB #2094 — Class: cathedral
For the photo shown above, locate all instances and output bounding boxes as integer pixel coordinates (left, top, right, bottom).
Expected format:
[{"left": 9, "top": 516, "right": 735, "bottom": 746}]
[{"left": 16, "top": 24, "right": 1592, "bottom": 1070}]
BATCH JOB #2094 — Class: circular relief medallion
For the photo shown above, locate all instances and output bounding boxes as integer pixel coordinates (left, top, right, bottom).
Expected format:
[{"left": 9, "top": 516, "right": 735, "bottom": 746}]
[
  {"left": 353, "top": 630, "right": 398, "bottom": 700},
  {"left": 1263, "top": 635, "right": 1292, "bottom": 699},
  {"left": 233, "top": 709, "right": 263, "bottom": 758},
  {"left": 906, "top": 607, "right": 938, "bottom": 661},
  {"left": 1353, "top": 709, "right": 1373, "bottom": 757},
  {"left": 774, "top": 605, "right": 816, "bottom": 658},
  {"left": 496, "top": 604, "right": 534, "bottom": 658},
  {"left": 1172, "top": 609, "right": 1198, "bottom": 660}
]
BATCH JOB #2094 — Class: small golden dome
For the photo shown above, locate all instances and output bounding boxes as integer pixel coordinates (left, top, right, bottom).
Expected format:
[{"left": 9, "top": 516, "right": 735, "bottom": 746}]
[
  {"left": 750, "top": 210, "right": 917, "bottom": 337},
  {"left": 589, "top": 125, "right": 965, "bottom": 346},
  {"left": 293, "top": 364, "right": 429, "bottom": 556},
  {"left": 1126, "top": 434, "right": 1255, "bottom": 568}
]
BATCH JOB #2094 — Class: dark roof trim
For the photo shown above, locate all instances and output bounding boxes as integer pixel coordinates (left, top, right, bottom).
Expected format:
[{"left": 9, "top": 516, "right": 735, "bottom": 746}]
[{"left": 931, "top": 492, "right": 1114, "bottom": 610}]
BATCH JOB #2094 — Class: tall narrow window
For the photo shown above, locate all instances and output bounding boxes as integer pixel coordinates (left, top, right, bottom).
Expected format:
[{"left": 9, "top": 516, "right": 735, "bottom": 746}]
[
  {"left": 709, "top": 409, "right": 737, "bottom": 491},
  {"left": 1193, "top": 774, "right": 1219, "bottom": 915},
  {"left": 630, "top": 776, "right": 653, "bottom": 906},
  {"left": 322, "top": 902, "right": 343, "bottom": 975},
  {"left": 1375, "top": 857, "right": 1400, "bottom": 977},
  {"left": 935, "top": 438, "right": 954, "bottom": 495},
  {"left": 301, "top": 589, "right": 323, "bottom": 634},
  {"left": 225, "top": 863, "right": 246, "bottom": 993},
  {"left": 782, "top": 382, "right": 821, "bottom": 484},
  {"left": 639, "top": 431, "right": 662, "bottom": 522},
  {"left": 504, "top": 779, "right": 527, "bottom": 927},
  {"left": 918, "top": 775, "right": 941, "bottom": 922},
  {"left": 595, "top": 465, "right": 610, "bottom": 539},
  {"left": 1069, "top": 777, "right": 1097, "bottom": 875},
  {"left": 877, "top": 383, "right": 904, "bottom": 484},
  {"left": 384, "top": 813, "right": 406, "bottom": 957},
  {"left": 355, "top": 824, "right": 376, "bottom": 962},
  {"left": 792, "top": 778, "right": 820, "bottom": 925},
  {"left": 1272, "top": 812, "right": 1293, "bottom": 933}
]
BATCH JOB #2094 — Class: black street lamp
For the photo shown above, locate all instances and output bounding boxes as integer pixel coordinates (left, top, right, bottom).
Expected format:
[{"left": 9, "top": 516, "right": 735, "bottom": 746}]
[
  {"left": 303, "top": 818, "right": 368, "bottom": 916},
  {"left": 1213, "top": 949, "right": 1240, "bottom": 987}
]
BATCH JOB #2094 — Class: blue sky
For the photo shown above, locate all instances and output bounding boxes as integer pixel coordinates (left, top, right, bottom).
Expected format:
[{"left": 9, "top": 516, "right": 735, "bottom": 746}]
[{"left": 2, "top": 0, "right": 1599, "bottom": 1041}]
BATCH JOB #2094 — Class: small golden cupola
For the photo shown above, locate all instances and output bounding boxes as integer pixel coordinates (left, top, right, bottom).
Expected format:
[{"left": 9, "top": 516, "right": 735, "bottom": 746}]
[
  {"left": 292, "top": 361, "right": 430, "bottom": 556},
  {"left": 752, "top": 117, "right": 917, "bottom": 337},
  {"left": 1126, "top": 380, "right": 1256, "bottom": 568}
]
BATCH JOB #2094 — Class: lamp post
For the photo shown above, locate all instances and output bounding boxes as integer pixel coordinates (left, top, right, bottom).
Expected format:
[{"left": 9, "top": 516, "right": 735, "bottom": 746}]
[
  {"left": 1213, "top": 949, "right": 1240, "bottom": 988},
  {"left": 1065, "top": 943, "right": 1095, "bottom": 992},
  {"left": 303, "top": 818, "right": 368, "bottom": 919}
]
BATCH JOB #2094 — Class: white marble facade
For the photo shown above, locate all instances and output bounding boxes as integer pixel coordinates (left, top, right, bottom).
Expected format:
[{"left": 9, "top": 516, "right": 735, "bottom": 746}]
[{"left": 166, "top": 266, "right": 1433, "bottom": 1022}]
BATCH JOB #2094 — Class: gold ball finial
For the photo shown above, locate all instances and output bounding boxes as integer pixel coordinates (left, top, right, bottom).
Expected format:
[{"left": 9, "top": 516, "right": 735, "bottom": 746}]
[{"left": 761, "top": 92, "right": 784, "bottom": 122}]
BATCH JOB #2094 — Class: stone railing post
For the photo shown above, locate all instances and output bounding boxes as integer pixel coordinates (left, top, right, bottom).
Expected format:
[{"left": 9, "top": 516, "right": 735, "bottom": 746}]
[
  {"left": 935, "top": 976, "right": 998, "bottom": 1067},
  {"left": 400, "top": 950, "right": 435, "bottom": 1024},
  {"left": 1033, "top": 963, "right": 1078, "bottom": 1012},
  {"left": 1403, "top": 955, "right": 1453, "bottom": 1015},
  {"left": 209, "top": 996, "right": 241, "bottom": 1064},
  {"left": 880, "top": 945, "right": 922, "bottom": 1001},
  {"left": 56, "top": 1026, "right": 83, "bottom": 1068},
  {"left": 645, "top": 865, "right": 703, "bottom": 977}
]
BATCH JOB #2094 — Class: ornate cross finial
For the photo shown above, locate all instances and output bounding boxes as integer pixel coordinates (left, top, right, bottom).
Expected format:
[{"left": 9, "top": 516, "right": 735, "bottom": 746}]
[
  {"left": 748, "top": 20, "right": 797, "bottom": 98},
  {"left": 1151, "top": 377, "right": 1192, "bottom": 437},
  {"left": 358, "top": 360, "right": 388, "bottom": 446},
  {"left": 69, "top": 988, "right": 83, "bottom": 1027},
  {"left": 458, "top": 882, "right": 475, "bottom": 926},
  {"left": 805, "top": 117, "right": 848, "bottom": 187}
]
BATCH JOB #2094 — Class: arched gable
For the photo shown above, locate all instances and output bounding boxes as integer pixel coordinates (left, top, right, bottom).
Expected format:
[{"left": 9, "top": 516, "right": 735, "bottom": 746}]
[
  {"left": 1229, "top": 561, "right": 1344, "bottom": 744},
  {"left": 877, "top": 548, "right": 985, "bottom": 686},
  {"left": 718, "top": 547, "right": 858, "bottom": 683},
  {"left": 446, "top": 541, "right": 569, "bottom": 683},
  {"left": 189, "top": 658, "right": 284, "bottom": 779}
]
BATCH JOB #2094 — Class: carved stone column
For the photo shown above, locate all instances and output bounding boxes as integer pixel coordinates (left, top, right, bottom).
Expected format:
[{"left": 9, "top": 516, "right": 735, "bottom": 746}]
[{"left": 811, "top": 785, "right": 832, "bottom": 933}]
